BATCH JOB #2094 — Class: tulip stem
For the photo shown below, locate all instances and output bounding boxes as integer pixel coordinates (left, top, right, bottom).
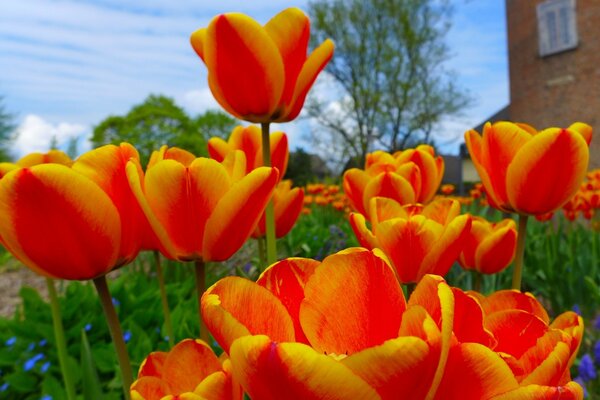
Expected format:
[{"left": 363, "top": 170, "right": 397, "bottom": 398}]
[
  {"left": 511, "top": 215, "right": 529, "bottom": 291},
  {"left": 261, "top": 122, "right": 277, "bottom": 266},
  {"left": 93, "top": 275, "right": 133, "bottom": 400},
  {"left": 46, "top": 278, "right": 77, "bottom": 400},
  {"left": 194, "top": 260, "right": 210, "bottom": 344},
  {"left": 154, "top": 251, "right": 174, "bottom": 347},
  {"left": 472, "top": 271, "right": 482, "bottom": 292}
]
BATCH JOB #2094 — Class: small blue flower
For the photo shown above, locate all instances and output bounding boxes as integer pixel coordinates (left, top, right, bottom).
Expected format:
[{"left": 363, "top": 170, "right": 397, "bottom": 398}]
[
  {"left": 27, "top": 343, "right": 35, "bottom": 352},
  {"left": 84, "top": 323, "right": 92, "bottom": 332},
  {"left": 5, "top": 337, "right": 16, "bottom": 347},
  {"left": 40, "top": 395, "right": 52, "bottom": 400},
  {"left": 578, "top": 354, "right": 597, "bottom": 382},
  {"left": 594, "top": 341, "right": 600, "bottom": 366},
  {"left": 40, "top": 361, "right": 51, "bottom": 373},
  {"left": 123, "top": 331, "right": 132, "bottom": 343},
  {"left": 38, "top": 339, "right": 47, "bottom": 347},
  {"left": 594, "top": 315, "right": 600, "bottom": 330},
  {"left": 23, "top": 353, "right": 45, "bottom": 371},
  {"left": 155, "top": 327, "right": 161, "bottom": 334},
  {"left": 111, "top": 297, "right": 120, "bottom": 307},
  {"left": 0, "top": 382, "right": 8, "bottom": 392},
  {"left": 572, "top": 304, "right": 581, "bottom": 315},
  {"left": 164, "top": 336, "right": 170, "bottom": 342}
]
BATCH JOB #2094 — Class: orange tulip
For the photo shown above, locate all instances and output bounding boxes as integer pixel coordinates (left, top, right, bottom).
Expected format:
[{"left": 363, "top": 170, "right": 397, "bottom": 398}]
[
  {"left": 208, "top": 125, "right": 288, "bottom": 178},
  {"left": 147, "top": 145, "right": 196, "bottom": 169},
  {"left": 344, "top": 146, "right": 444, "bottom": 216},
  {"left": 16, "top": 149, "right": 73, "bottom": 167},
  {"left": 127, "top": 151, "right": 278, "bottom": 261},
  {"left": 0, "top": 144, "right": 145, "bottom": 280},
  {"left": 349, "top": 198, "right": 471, "bottom": 283},
  {"left": 465, "top": 121, "right": 591, "bottom": 215},
  {"left": 130, "top": 339, "right": 242, "bottom": 400},
  {"left": 440, "top": 183, "right": 455, "bottom": 195},
  {"left": 198, "top": 249, "right": 582, "bottom": 399},
  {"left": 252, "top": 180, "right": 304, "bottom": 238},
  {"left": 190, "top": 8, "right": 334, "bottom": 123},
  {"left": 458, "top": 217, "right": 517, "bottom": 274}
]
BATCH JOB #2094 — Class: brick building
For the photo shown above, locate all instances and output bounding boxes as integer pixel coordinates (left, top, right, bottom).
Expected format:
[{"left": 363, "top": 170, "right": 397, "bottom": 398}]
[{"left": 505, "top": 0, "right": 600, "bottom": 167}]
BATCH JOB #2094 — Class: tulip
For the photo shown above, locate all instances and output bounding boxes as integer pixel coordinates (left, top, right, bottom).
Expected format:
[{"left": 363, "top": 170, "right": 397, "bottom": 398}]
[
  {"left": 208, "top": 125, "right": 289, "bottom": 178},
  {"left": 147, "top": 145, "right": 195, "bottom": 169},
  {"left": 458, "top": 216, "right": 517, "bottom": 275},
  {"left": 344, "top": 146, "right": 444, "bottom": 216},
  {"left": 198, "top": 249, "right": 582, "bottom": 399},
  {"left": 16, "top": 149, "right": 73, "bottom": 167},
  {"left": 465, "top": 121, "right": 590, "bottom": 216},
  {"left": 130, "top": 339, "right": 242, "bottom": 400},
  {"left": 349, "top": 198, "right": 471, "bottom": 283},
  {"left": 190, "top": 8, "right": 333, "bottom": 123},
  {"left": 252, "top": 180, "right": 304, "bottom": 239}
]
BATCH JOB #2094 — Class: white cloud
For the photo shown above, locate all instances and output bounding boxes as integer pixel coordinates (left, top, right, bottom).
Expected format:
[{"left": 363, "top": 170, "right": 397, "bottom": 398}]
[
  {"left": 13, "top": 115, "right": 89, "bottom": 158},
  {"left": 179, "top": 89, "right": 221, "bottom": 115}
]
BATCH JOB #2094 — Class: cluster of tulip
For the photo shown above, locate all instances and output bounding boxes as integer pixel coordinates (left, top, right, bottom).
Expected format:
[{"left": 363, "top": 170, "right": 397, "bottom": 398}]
[
  {"left": 303, "top": 183, "right": 350, "bottom": 213},
  {"left": 0, "top": 5, "right": 595, "bottom": 400}
]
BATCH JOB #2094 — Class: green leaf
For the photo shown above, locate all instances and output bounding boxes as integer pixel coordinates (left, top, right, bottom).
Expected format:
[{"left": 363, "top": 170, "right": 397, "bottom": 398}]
[
  {"left": 4, "top": 371, "right": 38, "bottom": 393},
  {"left": 81, "top": 329, "right": 104, "bottom": 400}
]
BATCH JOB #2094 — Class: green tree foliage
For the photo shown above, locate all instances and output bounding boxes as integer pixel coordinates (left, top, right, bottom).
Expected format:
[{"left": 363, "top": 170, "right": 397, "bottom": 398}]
[
  {"left": 92, "top": 95, "right": 235, "bottom": 165},
  {"left": 285, "top": 148, "right": 314, "bottom": 186},
  {"left": 195, "top": 110, "right": 236, "bottom": 140},
  {"left": 0, "top": 97, "right": 15, "bottom": 161},
  {"left": 307, "top": 0, "right": 471, "bottom": 165}
]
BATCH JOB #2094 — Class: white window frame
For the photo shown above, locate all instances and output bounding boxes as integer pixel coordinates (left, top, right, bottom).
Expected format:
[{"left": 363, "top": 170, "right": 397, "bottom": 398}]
[{"left": 537, "top": 0, "right": 578, "bottom": 57}]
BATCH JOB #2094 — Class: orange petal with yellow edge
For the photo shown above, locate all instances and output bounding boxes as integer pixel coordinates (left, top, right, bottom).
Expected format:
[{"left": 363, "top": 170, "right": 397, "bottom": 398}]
[
  {"left": 138, "top": 351, "right": 167, "bottom": 378},
  {"left": 203, "top": 166, "right": 278, "bottom": 261},
  {"left": 485, "top": 310, "right": 548, "bottom": 358},
  {"left": 264, "top": 8, "right": 310, "bottom": 107},
  {"left": 519, "top": 331, "right": 571, "bottom": 386},
  {"left": 348, "top": 212, "right": 378, "bottom": 249},
  {"left": 368, "top": 197, "right": 408, "bottom": 227},
  {"left": 433, "top": 343, "right": 519, "bottom": 400},
  {"left": 482, "top": 291, "right": 550, "bottom": 324},
  {"left": 568, "top": 122, "right": 592, "bottom": 145},
  {"left": 190, "top": 27, "right": 207, "bottom": 61},
  {"left": 300, "top": 249, "right": 406, "bottom": 355},
  {"left": 396, "top": 147, "right": 439, "bottom": 203},
  {"left": 207, "top": 137, "right": 231, "bottom": 163},
  {"left": 506, "top": 128, "right": 589, "bottom": 215},
  {"left": 205, "top": 13, "right": 284, "bottom": 120},
  {"left": 201, "top": 277, "right": 295, "bottom": 353},
  {"left": 257, "top": 258, "right": 319, "bottom": 344},
  {"left": 148, "top": 145, "right": 196, "bottom": 169},
  {"left": 220, "top": 150, "right": 247, "bottom": 183},
  {"left": 363, "top": 171, "right": 417, "bottom": 212},
  {"left": 490, "top": 382, "right": 583, "bottom": 400},
  {"left": 475, "top": 225, "right": 517, "bottom": 274},
  {"left": 0, "top": 165, "right": 120, "bottom": 280},
  {"left": 269, "top": 131, "right": 289, "bottom": 177},
  {"left": 451, "top": 288, "right": 496, "bottom": 347},
  {"left": 283, "top": 38, "right": 334, "bottom": 122},
  {"left": 130, "top": 376, "right": 170, "bottom": 400},
  {"left": 343, "top": 168, "right": 371, "bottom": 215},
  {"left": 229, "top": 335, "right": 380, "bottom": 400},
  {"left": 342, "top": 336, "right": 434, "bottom": 399}
]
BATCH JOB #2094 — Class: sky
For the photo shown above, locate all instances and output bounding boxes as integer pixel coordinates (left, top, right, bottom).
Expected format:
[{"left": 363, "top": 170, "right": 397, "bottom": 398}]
[{"left": 0, "top": 0, "right": 509, "bottom": 159}]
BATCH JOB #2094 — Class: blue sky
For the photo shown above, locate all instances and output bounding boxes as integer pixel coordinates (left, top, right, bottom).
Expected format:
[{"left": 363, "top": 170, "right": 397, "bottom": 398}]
[{"left": 0, "top": 0, "right": 508, "bottom": 158}]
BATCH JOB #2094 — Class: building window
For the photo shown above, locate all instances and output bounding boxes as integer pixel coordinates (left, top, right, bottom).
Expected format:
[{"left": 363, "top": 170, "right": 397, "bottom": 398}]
[{"left": 537, "top": 0, "right": 578, "bottom": 57}]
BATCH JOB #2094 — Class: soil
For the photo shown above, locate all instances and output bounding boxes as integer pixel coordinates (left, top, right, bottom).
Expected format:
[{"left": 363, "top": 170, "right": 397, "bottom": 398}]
[{"left": 0, "top": 263, "right": 47, "bottom": 317}]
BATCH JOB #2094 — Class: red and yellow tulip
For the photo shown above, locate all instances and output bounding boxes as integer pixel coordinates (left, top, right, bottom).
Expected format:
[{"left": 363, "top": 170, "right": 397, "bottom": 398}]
[
  {"left": 349, "top": 198, "right": 471, "bottom": 283},
  {"left": 465, "top": 121, "right": 591, "bottom": 215},
  {"left": 344, "top": 146, "right": 444, "bottom": 216},
  {"left": 197, "top": 249, "right": 582, "bottom": 399},
  {"left": 127, "top": 151, "right": 278, "bottom": 262},
  {"left": 130, "top": 339, "right": 242, "bottom": 400},
  {"left": 190, "top": 8, "right": 334, "bottom": 123},
  {"left": 252, "top": 180, "right": 304, "bottom": 239},
  {"left": 458, "top": 217, "right": 517, "bottom": 275},
  {"left": 0, "top": 144, "right": 147, "bottom": 280},
  {"left": 16, "top": 149, "right": 73, "bottom": 167},
  {"left": 208, "top": 125, "right": 288, "bottom": 178},
  {"left": 147, "top": 145, "right": 196, "bottom": 169}
]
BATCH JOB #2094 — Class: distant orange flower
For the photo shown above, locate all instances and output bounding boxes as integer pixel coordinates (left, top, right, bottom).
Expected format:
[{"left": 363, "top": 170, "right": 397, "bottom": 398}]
[
  {"left": 190, "top": 8, "right": 334, "bottom": 123},
  {"left": 465, "top": 121, "right": 591, "bottom": 215},
  {"left": 440, "top": 183, "right": 455, "bottom": 195},
  {"left": 458, "top": 217, "right": 517, "bottom": 274},
  {"left": 130, "top": 339, "right": 242, "bottom": 400}
]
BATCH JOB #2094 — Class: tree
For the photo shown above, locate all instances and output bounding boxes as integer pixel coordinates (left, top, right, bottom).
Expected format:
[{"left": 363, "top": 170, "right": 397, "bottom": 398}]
[
  {"left": 92, "top": 95, "right": 235, "bottom": 165},
  {"left": 195, "top": 110, "right": 236, "bottom": 140},
  {"left": 306, "top": 0, "right": 470, "bottom": 166},
  {"left": 0, "top": 97, "right": 15, "bottom": 161}
]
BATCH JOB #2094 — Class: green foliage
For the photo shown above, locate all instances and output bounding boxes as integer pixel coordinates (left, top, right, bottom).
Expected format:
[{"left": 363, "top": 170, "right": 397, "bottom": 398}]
[
  {"left": 91, "top": 95, "right": 236, "bottom": 165},
  {"left": 285, "top": 148, "right": 315, "bottom": 186},
  {"left": 306, "top": 0, "right": 471, "bottom": 164}
]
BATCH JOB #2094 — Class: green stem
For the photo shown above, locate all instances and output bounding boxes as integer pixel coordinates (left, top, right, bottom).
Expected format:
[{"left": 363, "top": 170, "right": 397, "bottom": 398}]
[
  {"left": 93, "top": 276, "right": 133, "bottom": 400},
  {"left": 154, "top": 251, "right": 174, "bottom": 347},
  {"left": 194, "top": 260, "right": 210, "bottom": 344},
  {"left": 472, "top": 271, "right": 482, "bottom": 292},
  {"left": 46, "top": 278, "right": 77, "bottom": 400},
  {"left": 512, "top": 214, "right": 529, "bottom": 291},
  {"left": 261, "top": 122, "right": 277, "bottom": 266}
]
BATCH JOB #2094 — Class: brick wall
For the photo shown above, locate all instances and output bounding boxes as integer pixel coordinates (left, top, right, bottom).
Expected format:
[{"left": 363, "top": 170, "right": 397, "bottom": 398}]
[{"left": 506, "top": 0, "right": 600, "bottom": 168}]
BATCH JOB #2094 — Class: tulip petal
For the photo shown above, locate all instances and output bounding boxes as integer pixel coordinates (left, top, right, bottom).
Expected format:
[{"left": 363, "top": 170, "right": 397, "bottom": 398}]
[
  {"left": 343, "top": 168, "right": 371, "bottom": 215},
  {"left": 203, "top": 166, "right": 278, "bottom": 261},
  {"left": 395, "top": 147, "right": 440, "bottom": 203},
  {"left": 162, "top": 339, "right": 222, "bottom": 395},
  {"left": 190, "top": 28, "right": 207, "bottom": 61},
  {"left": 485, "top": 310, "right": 548, "bottom": 359},
  {"left": 202, "top": 277, "right": 295, "bottom": 353},
  {"left": 348, "top": 212, "right": 378, "bottom": 249},
  {"left": 205, "top": 13, "right": 285, "bottom": 120},
  {"left": 0, "top": 165, "right": 120, "bottom": 280},
  {"left": 490, "top": 382, "right": 583, "bottom": 400},
  {"left": 207, "top": 137, "right": 231, "bottom": 163},
  {"left": 284, "top": 38, "right": 334, "bottom": 122},
  {"left": 342, "top": 336, "right": 434, "bottom": 399},
  {"left": 363, "top": 172, "right": 416, "bottom": 212},
  {"left": 451, "top": 288, "right": 496, "bottom": 347},
  {"left": 519, "top": 331, "right": 571, "bottom": 386},
  {"left": 264, "top": 8, "right": 310, "bottom": 108},
  {"left": 229, "top": 335, "right": 380, "bottom": 400},
  {"left": 138, "top": 351, "right": 167, "bottom": 378},
  {"left": 257, "top": 258, "right": 320, "bottom": 344},
  {"left": 300, "top": 249, "right": 406, "bottom": 355},
  {"left": 130, "top": 377, "right": 170, "bottom": 400},
  {"left": 568, "top": 122, "right": 592, "bottom": 145},
  {"left": 483, "top": 291, "right": 550, "bottom": 324},
  {"left": 506, "top": 128, "right": 589, "bottom": 215},
  {"left": 475, "top": 225, "right": 517, "bottom": 274},
  {"left": 269, "top": 130, "right": 289, "bottom": 176},
  {"left": 465, "top": 128, "right": 505, "bottom": 209},
  {"left": 273, "top": 186, "right": 304, "bottom": 237}
]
